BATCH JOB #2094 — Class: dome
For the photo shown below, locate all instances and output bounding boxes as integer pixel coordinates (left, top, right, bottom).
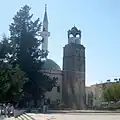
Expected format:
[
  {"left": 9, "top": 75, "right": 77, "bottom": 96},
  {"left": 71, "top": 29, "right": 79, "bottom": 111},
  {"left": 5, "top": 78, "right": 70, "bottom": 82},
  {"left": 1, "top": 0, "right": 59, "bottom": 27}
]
[{"left": 42, "top": 59, "right": 61, "bottom": 70}]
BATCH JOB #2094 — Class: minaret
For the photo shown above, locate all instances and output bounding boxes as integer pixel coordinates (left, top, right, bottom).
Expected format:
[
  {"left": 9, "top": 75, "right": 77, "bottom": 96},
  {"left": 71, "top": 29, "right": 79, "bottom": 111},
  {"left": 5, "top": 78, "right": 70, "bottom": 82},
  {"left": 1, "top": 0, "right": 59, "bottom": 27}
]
[{"left": 41, "top": 4, "right": 50, "bottom": 52}]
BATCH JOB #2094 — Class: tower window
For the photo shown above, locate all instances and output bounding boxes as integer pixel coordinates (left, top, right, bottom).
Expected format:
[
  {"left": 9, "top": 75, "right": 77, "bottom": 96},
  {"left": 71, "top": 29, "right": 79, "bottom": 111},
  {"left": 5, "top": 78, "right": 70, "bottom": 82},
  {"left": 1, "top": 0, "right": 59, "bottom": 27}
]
[
  {"left": 57, "top": 86, "right": 60, "bottom": 93},
  {"left": 43, "top": 27, "right": 45, "bottom": 31},
  {"left": 69, "top": 34, "right": 74, "bottom": 38},
  {"left": 76, "top": 34, "right": 80, "bottom": 38}
]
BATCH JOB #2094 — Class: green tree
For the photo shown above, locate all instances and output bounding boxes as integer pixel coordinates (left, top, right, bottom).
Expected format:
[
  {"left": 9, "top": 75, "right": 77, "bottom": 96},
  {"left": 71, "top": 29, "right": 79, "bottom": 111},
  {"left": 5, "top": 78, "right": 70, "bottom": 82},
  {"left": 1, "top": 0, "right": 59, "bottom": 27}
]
[
  {"left": 0, "top": 36, "right": 26, "bottom": 103},
  {"left": 7, "top": 5, "right": 55, "bottom": 106},
  {"left": 0, "top": 61, "right": 26, "bottom": 103},
  {"left": 0, "top": 35, "right": 12, "bottom": 60},
  {"left": 103, "top": 83, "right": 120, "bottom": 102},
  {"left": 0, "top": 5, "right": 56, "bottom": 106}
]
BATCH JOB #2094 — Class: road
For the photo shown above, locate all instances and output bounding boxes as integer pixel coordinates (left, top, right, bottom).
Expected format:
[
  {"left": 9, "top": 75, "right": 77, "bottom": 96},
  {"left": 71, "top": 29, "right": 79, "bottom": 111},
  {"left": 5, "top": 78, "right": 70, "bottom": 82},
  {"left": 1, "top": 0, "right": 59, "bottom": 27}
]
[{"left": 28, "top": 113, "right": 120, "bottom": 120}]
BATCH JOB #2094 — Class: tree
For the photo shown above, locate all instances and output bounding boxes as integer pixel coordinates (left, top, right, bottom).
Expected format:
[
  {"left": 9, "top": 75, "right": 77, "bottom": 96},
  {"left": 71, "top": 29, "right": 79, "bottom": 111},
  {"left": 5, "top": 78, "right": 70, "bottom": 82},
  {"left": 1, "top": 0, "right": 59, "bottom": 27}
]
[
  {"left": 7, "top": 5, "right": 55, "bottom": 106},
  {"left": 103, "top": 83, "right": 120, "bottom": 102},
  {"left": 0, "top": 36, "right": 26, "bottom": 103},
  {"left": 0, "top": 61, "right": 26, "bottom": 103},
  {"left": 0, "top": 35, "right": 12, "bottom": 60},
  {"left": 0, "top": 5, "right": 56, "bottom": 106}
]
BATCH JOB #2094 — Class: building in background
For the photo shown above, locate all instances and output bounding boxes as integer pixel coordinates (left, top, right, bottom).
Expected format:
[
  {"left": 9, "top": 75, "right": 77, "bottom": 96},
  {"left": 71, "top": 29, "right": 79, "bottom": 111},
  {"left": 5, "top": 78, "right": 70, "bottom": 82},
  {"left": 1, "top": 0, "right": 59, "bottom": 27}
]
[
  {"left": 86, "top": 79, "right": 120, "bottom": 108},
  {"left": 86, "top": 87, "right": 93, "bottom": 108}
]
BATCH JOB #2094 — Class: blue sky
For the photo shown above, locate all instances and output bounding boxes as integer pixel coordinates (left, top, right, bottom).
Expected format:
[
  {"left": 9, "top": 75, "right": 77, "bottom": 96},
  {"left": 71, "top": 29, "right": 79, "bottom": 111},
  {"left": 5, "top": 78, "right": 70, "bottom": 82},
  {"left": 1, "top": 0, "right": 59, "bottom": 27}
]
[{"left": 0, "top": 0, "right": 120, "bottom": 85}]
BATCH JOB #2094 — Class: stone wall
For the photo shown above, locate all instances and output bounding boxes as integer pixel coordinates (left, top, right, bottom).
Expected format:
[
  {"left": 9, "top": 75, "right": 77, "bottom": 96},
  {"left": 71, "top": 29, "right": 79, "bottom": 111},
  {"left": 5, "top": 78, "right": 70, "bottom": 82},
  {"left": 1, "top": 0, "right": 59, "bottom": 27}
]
[
  {"left": 62, "top": 43, "right": 86, "bottom": 109},
  {"left": 41, "top": 69, "right": 62, "bottom": 103}
]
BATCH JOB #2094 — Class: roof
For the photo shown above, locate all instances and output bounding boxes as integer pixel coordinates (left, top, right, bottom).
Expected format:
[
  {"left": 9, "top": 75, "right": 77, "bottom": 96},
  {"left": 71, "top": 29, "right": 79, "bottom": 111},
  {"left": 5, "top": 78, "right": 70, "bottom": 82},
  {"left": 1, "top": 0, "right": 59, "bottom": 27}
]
[
  {"left": 43, "top": 4, "right": 48, "bottom": 23},
  {"left": 42, "top": 59, "right": 61, "bottom": 70},
  {"left": 68, "top": 26, "right": 81, "bottom": 38}
]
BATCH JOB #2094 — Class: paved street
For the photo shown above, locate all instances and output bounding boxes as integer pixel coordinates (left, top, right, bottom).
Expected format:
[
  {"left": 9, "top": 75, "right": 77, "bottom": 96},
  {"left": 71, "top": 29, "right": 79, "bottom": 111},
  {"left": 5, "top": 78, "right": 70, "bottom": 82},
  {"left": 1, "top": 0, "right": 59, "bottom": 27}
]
[
  {"left": 2, "top": 112, "right": 120, "bottom": 120},
  {"left": 28, "top": 113, "right": 120, "bottom": 120}
]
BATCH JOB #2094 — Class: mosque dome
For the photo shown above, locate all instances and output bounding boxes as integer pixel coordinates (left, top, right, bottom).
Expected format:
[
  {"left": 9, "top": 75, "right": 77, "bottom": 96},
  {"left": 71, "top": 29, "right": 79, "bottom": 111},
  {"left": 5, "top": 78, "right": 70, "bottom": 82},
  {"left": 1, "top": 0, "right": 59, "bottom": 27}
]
[{"left": 42, "top": 59, "right": 61, "bottom": 70}]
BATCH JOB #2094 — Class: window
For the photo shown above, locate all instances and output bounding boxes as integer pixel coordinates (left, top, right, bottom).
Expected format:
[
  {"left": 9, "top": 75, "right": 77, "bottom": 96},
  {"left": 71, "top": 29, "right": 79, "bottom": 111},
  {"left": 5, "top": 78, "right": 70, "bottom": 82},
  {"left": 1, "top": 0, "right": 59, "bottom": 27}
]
[
  {"left": 57, "top": 86, "right": 60, "bottom": 93},
  {"left": 53, "top": 77, "right": 58, "bottom": 81}
]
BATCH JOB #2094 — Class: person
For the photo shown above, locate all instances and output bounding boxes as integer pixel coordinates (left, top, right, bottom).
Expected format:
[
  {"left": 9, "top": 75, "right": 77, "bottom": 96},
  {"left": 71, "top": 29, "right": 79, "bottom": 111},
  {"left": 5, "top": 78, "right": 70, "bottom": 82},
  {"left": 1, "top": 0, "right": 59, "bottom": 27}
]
[
  {"left": 43, "top": 99, "right": 48, "bottom": 113},
  {"left": 2, "top": 104, "right": 7, "bottom": 117},
  {"left": 43, "top": 104, "right": 46, "bottom": 113},
  {"left": 47, "top": 99, "right": 50, "bottom": 105},
  {"left": 47, "top": 99, "right": 50, "bottom": 111},
  {"left": 1, "top": 104, "right": 4, "bottom": 116},
  {"left": 7, "top": 103, "right": 11, "bottom": 117},
  {"left": 10, "top": 105, "right": 14, "bottom": 117},
  {"left": 57, "top": 100, "right": 60, "bottom": 106}
]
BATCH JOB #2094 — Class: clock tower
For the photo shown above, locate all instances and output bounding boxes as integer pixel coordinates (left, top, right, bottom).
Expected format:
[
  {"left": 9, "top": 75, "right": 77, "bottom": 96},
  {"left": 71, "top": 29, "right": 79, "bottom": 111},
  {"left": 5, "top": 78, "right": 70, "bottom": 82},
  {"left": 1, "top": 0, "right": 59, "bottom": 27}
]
[{"left": 62, "top": 26, "right": 86, "bottom": 109}]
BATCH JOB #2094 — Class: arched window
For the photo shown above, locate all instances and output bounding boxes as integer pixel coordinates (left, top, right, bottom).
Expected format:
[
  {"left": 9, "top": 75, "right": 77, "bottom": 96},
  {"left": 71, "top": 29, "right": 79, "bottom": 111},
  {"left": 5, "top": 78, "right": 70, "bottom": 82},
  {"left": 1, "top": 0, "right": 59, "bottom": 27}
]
[
  {"left": 76, "top": 34, "right": 80, "bottom": 38},
  {"left": 57, "top": 86, "right": 60, "bottom": 93},
  {"left": 69, "top": 34, "right": 74, "bottom": 38}
]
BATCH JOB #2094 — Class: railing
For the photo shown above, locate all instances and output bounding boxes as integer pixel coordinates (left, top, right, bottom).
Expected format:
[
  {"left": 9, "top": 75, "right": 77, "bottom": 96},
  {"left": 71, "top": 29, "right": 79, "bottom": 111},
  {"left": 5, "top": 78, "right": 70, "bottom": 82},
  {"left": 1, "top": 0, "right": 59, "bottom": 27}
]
[
  {"left": 14, "top": 109, "right": 35, "bottom": 120},
  {"left": 14, "top": 109, "right": 26, "bottom": 118}
]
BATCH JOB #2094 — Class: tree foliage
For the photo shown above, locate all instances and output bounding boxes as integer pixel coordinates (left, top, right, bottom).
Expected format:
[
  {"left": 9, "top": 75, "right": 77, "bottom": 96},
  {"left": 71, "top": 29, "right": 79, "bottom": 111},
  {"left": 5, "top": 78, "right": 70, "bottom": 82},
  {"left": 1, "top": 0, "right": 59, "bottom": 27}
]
[
  {"left": 0, "top": 35, "right": 12, "bottom": 60},
  {"left": 0, "top": 5, "right": 56, "bottom": 105},
  {"left": 0, "top": 61, "right": 26, "bottom": 103},
  {"left": 103, "top": 83, "right": 120, "bottom": 102},
  {"left": 0, "top": 36, "right": 26, "bottom": 103}
]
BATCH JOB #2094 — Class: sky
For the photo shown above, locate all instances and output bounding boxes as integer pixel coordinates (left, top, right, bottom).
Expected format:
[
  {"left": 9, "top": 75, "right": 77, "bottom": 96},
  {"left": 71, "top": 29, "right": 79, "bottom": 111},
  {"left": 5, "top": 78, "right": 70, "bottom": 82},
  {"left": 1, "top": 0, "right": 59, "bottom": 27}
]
[{"left": 0, "top": 0, "right": 120, "bottom": 86}]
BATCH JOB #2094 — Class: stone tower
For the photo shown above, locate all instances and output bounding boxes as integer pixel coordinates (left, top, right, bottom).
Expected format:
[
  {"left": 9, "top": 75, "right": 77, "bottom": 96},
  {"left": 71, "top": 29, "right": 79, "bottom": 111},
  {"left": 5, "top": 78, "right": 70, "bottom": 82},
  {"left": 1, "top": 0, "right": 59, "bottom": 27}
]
[{"left": 62, "top": 26, "right": 86, "bottom": 109}]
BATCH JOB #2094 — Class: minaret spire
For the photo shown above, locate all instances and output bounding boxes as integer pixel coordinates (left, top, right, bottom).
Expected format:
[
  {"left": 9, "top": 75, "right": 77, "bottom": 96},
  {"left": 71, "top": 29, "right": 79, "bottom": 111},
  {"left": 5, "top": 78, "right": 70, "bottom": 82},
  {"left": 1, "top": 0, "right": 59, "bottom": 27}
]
[
  {"left": 45, "top": 4, "right": 47, "bottom": 12},
  {"left": 40, "top": 4, "right": 50, "bottom": 54},
  {"left": 43, "top": 4, "right": 48, "bottom": 24}
]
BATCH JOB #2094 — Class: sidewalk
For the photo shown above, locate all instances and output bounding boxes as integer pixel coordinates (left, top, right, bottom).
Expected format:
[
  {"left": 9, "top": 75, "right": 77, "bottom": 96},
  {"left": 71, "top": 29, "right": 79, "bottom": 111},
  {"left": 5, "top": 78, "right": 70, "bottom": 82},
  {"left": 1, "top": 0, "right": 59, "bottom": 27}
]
[
  {"left": 0, "top": 116, "right": 15, "bottom": 120},
  {"left": 27, "top": 113, "right": 52, "bottom": 120},
  {"left": 48, "top": 109, "right": 120, "bottom": 113}
]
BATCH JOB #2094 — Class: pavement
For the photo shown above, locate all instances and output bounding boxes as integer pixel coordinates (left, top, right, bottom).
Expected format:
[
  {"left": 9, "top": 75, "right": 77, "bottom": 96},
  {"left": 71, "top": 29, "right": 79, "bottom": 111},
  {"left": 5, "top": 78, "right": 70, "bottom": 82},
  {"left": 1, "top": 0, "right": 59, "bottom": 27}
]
[
  {"left": 2, "top": 110, "right": 120, "bottom": 120},
  {"left": 48, "top": 109, "right": 120, "bottom": 113},
  {"left": 27, "top": 112, "right": 120, "bottom": 120}
]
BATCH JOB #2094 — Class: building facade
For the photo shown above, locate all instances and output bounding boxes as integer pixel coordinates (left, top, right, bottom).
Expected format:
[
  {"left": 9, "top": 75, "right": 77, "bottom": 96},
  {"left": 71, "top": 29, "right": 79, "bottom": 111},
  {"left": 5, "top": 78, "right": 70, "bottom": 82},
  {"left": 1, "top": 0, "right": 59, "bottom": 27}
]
[
  {"left": 85, "top": 81, "right": 120, "bottom": 108},
  {"left": 41, "top": 5, "right": 86, "bottom": 109},
  {"left": 40, "top": 5, "right": 120, "bottom": 109}
]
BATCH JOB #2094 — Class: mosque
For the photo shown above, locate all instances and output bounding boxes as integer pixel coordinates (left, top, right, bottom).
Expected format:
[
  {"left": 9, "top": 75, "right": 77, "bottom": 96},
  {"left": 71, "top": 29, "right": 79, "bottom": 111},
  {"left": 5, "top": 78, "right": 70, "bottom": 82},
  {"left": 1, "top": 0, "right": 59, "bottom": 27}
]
[{"left": 40, "top": 5, "right": 86, "bottom": 109}]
